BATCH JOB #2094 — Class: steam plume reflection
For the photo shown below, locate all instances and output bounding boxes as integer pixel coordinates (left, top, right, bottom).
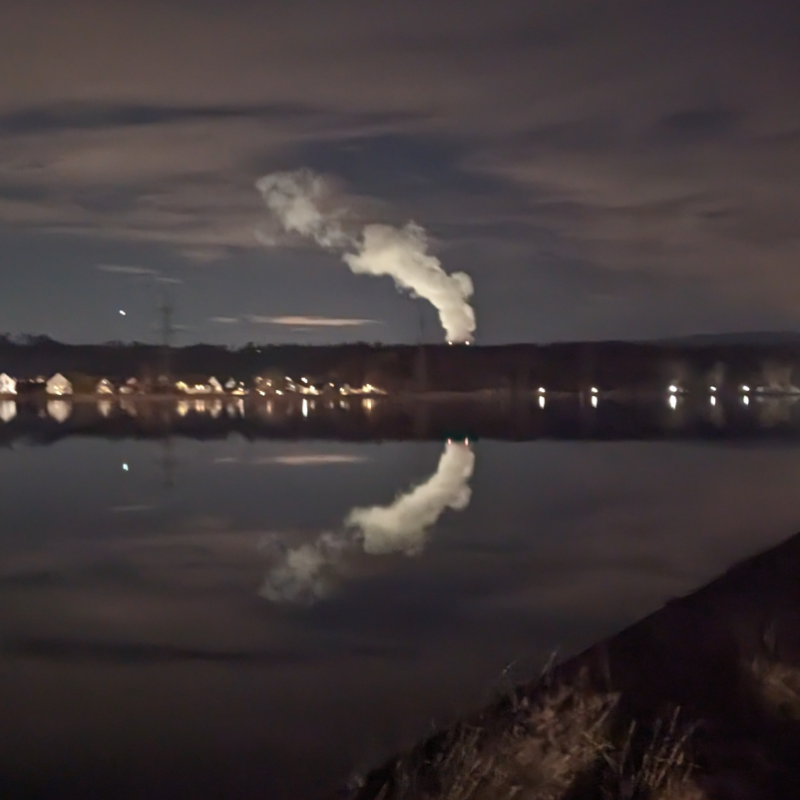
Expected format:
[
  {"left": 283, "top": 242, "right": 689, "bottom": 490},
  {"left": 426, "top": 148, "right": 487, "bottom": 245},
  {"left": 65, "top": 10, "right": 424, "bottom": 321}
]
[{"left": 258, "top": 440, "right": 475, "bottom": 604}]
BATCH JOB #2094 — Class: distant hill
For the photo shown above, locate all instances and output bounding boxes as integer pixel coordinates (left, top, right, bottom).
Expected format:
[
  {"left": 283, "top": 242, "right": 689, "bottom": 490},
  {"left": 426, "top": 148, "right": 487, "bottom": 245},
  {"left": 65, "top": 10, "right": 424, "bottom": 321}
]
[{"left": 655, "top": 331, "right": 800, "bottom": 347}]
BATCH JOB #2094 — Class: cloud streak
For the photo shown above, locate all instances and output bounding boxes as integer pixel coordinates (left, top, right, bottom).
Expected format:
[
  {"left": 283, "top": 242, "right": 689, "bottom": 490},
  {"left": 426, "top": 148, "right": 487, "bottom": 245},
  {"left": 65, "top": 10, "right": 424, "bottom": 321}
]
[
  {"left": 96, "top": 264, "right": 156, "bottom": 276},
  {"left": 246, "top": 315, "right": 379, "bottom": 327}
]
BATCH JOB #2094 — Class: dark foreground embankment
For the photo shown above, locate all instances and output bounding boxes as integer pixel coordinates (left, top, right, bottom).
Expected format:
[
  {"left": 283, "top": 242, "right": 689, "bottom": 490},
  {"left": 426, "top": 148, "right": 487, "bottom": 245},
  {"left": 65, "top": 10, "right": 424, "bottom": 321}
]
[{"left": 344, "top": 533, "right": 800, "bottom": 799}]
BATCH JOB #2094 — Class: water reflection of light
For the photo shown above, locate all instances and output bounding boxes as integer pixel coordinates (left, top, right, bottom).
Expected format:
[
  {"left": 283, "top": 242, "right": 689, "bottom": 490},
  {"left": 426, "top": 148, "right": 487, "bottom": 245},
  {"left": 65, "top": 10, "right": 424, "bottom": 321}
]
[
  {"left": 302, "top": 398, "right": 309, "bottom": 418},
  {"left": 590, "top": 395, "right": 598, "bottom": 408},
  {"left": 0, "top": 400, "right": 16, "bottom": 422},
  {"left": 119, "top": 398, "right": 137, "bottom": 418},
  {"left": 710, "top": 396, "right": 717, "bottom": 406},
  {"left": 266, "top": 401, "right": 273, "bottom": 415},
  {"left": 47, "top": 399, "right": 71, "bottom": 423},
  {"left": 194, "top": 399, "right": 206, "bottom": 413},
  {"left": 538, "top": 395, "right": 546, "bottom": 409},
  {"left": 176, "top": 399, "right": 190, "bottom": 417},
  {"left": 668, "top": 394, "right": 678, "bottom": 410},
  {"left": 363, "top": 398, "right": 375, "bottom": 412},
  {"left": 743, "top": 395, "right": 750, "bottom": 406},
  {"left": 97, "top": 399, "right": 113, "bottom": 418},
  {"left": 209, "top": 399, "right": 223, "bottom": 419}
]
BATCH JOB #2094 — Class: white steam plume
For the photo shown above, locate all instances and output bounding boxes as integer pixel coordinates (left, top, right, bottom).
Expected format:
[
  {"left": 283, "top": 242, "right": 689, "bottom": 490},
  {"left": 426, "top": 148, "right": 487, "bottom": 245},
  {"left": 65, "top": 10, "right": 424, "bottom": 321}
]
[
  {"left": 255, "top": 169, "right": 476, "bottom": 343},
  {"left": 259, "top": 440, "right": 475, "bottom": 603}
]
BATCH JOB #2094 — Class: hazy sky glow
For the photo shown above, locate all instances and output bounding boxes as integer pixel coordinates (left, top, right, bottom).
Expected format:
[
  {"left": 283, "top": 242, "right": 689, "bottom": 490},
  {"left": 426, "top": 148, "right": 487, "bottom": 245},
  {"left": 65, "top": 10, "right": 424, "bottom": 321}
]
[{"left": 2, "top": 0, "right": 800, "bottom": 343}]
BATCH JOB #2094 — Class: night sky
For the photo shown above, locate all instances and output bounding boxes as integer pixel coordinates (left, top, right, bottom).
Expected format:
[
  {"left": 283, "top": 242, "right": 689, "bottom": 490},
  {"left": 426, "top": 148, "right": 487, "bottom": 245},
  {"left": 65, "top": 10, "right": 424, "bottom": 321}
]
[{"left": 2, "top": 0, "right": 799, "bottom": 345}]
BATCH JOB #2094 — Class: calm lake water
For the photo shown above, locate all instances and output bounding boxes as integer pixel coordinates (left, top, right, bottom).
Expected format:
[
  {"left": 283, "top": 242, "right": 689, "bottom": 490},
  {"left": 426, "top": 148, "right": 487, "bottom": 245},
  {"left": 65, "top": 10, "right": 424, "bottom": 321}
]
[{"left": 3, "top": 398, "right": 800, "bottom": 798}]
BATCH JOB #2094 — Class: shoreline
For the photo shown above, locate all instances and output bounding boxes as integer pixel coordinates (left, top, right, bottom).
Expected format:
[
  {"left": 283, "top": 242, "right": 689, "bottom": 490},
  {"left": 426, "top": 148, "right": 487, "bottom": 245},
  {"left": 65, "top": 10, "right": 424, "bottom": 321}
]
[{"left": 344, "top": 533, "right": 800, "bottom": 799}]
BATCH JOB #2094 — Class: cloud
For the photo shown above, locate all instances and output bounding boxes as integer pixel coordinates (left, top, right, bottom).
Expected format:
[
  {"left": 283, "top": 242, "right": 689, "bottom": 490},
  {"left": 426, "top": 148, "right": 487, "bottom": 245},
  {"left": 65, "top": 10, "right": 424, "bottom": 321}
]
[
  {"left": 244, "top": 314, "right": 380, "bottom": 327},
  {"left": 96, "top": 264, "right": 156, "bottom": 276},
  {"left": 252, "top": 454, "right": 370, "bottom": 466},
  {"left": 214, "top": 453, "right": 369, "bottom": 466},
  {"left": 2, "top": 0, "right": 800, "bottom": 332},
  {"left": 208, "top": 316, "right": 240, "bottom": 324},
  {"left": 108, "top": 504, "right": 157, "bottom": 513}
]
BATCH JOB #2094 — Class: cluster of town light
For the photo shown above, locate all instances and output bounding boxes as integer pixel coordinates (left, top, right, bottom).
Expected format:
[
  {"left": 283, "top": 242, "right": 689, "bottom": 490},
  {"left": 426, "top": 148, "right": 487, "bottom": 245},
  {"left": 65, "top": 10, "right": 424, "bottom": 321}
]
[
  {"left": 666, "top": 382, "right": 759, "bottom": 409},
  {"left": 256, "top": 376, "right": 385, "bottom": 398}
]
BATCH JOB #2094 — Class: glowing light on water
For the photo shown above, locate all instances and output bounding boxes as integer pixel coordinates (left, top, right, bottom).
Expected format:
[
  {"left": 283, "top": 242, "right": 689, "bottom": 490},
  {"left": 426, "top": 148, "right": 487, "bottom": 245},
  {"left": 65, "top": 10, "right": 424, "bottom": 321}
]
[
  {"left": 0, "top": 400, "right": 16, "bottom": 422},
  {"left": 590, "top": 395, "right": 598, "bottom": 408},
  {"left": 743, "top": 395, "right": 750, "bottom": 406},
  {"left": 710, "top": 395, "right": 717, "bottom": 406},
  {"left": 539, "top": 395, "right": 546, "bottom": 409},
  {"left": 301, "top": 398, "right": 309, "bottom": 417},
  {"left": 46, "top": 399, "right": 71, "bottom": 423},
  {"left": 668, "top": 394, "right": 678, "bottom": 410}
]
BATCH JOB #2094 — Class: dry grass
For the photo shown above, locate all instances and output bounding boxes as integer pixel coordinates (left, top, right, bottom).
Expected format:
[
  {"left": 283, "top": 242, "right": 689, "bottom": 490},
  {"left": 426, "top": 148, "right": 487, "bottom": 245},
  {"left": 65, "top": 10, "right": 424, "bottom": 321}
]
[
  {"left": 750, "top": 657, "right": 800, "bottom": 721},
  {"left": 598, "top": 707, "right": 698, "bottom": 800},
  {"left": 357, "top": 680, "right": 703, "bottom": 800}
]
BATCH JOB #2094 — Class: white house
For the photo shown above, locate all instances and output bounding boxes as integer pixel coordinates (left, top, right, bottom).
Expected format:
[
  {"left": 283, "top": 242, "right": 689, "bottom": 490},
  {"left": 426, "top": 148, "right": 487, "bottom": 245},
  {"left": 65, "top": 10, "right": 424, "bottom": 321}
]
[
  {"left": 208, "top": 377, "right": 224, "bottom": 393},
  {"left": 96, "top": 378, "right": 115, "bottom": 395},
  {"left": 119, "top": 377, "right": 139, "bottom": 395},
  {"left": 46, "top": 373, "right": 72, "bottom": 396},
  {"left": 0, "top": 373, "right": 16, "bottom": 395}
]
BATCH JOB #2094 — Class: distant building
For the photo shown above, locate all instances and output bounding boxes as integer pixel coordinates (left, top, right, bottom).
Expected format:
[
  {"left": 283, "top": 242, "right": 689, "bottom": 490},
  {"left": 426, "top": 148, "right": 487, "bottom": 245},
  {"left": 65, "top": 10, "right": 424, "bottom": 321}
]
[
  {"left": 208, "top": 377, "right": 224, "bottom": 393},
  {"left": 224, "top": 378, "right": 237, "bottom": 390},
  {"left": 96, "top": 378, "right": 115, "bottom": 395},
  {"left": 0, "top": 373, "right": 16, "bottom": 395},
  {"left": 119, "top": 377, "right": 139, "bottom": 395},
  {"left": 46, "top": 373, "right": 72, "bottom": 396}
]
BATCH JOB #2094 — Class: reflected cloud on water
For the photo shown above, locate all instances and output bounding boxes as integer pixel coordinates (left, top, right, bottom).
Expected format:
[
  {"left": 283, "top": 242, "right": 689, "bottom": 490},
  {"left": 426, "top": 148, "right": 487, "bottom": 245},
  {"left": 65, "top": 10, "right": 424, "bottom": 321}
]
[{"left": 258, "top": 440, "right": 475, "bottom": 604}]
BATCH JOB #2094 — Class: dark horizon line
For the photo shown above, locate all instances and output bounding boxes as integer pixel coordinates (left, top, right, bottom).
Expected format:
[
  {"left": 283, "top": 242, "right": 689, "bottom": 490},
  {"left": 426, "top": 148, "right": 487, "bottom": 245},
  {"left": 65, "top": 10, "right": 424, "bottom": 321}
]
[{"left": 4, "top": 329, "right": 800, "bottom": 350}]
